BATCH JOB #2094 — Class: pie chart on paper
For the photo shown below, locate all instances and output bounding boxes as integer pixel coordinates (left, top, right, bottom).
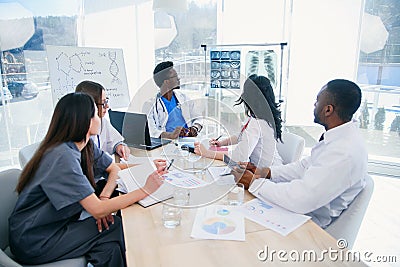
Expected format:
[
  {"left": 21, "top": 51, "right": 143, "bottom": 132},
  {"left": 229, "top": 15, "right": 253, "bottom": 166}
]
[{"left": 201, "top": 217, "right": 236, "bottom": 235}]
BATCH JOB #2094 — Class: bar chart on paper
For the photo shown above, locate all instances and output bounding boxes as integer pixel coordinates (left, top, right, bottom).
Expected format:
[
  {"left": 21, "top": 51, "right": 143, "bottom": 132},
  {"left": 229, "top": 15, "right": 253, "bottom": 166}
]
[{"left": 238, "top": 199, "right": 310, "bottom": 236}]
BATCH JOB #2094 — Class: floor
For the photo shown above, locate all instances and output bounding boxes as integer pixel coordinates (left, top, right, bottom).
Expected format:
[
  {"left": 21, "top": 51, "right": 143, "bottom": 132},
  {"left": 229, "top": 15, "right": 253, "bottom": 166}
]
[{"left": 353, "top": 174, "right": 400, "bottom": 267}]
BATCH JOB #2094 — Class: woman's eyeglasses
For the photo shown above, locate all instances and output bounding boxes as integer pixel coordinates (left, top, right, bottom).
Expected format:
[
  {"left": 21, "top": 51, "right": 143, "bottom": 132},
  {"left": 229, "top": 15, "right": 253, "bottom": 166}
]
[{"left": 97, "top": 97, "right": 109, "bottom": 108}]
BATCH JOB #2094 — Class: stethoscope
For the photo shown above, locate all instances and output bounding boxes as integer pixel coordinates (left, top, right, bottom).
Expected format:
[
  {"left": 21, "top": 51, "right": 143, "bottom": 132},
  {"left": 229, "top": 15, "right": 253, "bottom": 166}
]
[{"left": 154, "top": 93, "right": 181, "bottom": 116}]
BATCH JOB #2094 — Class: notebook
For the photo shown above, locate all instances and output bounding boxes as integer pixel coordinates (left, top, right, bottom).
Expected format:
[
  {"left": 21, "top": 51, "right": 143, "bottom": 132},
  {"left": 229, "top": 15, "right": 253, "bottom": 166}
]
[
  {"left": 117, "top": 160, "right": 174, "bottom": 207},
  {"left": 108, "top": 110, "right": 171, "bottom": 150}
]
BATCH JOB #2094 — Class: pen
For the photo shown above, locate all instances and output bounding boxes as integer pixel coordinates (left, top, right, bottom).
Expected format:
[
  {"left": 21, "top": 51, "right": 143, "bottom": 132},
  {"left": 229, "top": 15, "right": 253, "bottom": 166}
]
[
  {"left": 215, "top": 135, "right": 223, "bottom": 141},
  {"left": 166, "top": 159, "right": 175, "bottom": 170}
]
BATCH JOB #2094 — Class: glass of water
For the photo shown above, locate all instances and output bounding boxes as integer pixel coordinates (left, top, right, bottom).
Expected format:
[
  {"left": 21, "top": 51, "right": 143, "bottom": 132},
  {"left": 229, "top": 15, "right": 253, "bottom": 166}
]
[
  {"left": 173, "top": 188, "right": 190, "bottom": 206},
  {"left": 162, "top": 204, "right": 182, "bottom": 228},
  {"left": 226, "top": 183, "right": 245, "bottom": 206}
]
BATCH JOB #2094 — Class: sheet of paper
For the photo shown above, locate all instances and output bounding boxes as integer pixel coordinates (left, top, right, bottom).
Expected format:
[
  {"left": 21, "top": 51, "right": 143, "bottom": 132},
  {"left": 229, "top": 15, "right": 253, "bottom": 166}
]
[
  {"left": 191, "top": 205, "right": 245, "bottom": 241},
  {"left": 163, "top": 169, "right": 209, "bottom": 188},
  {"left": 237, "top": 198, "right": 311, "bottom": 236},
  {"left": 207, "top": 166, "right": 236, "bottom": 185},
  {"left": 120, "top": 155, "right": 156, "bottom": 165},
  {"left": 117, "top": 161, "right": 174, "bottom": 207}
]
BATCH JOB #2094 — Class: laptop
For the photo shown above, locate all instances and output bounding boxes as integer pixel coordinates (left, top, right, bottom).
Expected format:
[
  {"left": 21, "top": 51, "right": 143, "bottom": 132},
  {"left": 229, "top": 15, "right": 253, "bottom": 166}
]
[{"left": 108, "top": 110, "right": 171, "bottom": 150}]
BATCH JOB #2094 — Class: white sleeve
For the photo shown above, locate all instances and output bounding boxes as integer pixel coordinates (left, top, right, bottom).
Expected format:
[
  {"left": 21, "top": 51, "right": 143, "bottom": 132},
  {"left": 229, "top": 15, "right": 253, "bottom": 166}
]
[
  {"left": 101, "top": 119, "right": 124, "bottom": 155},
  {"left": 269, "top": 156, "right": 311, "bottom": 182},
  {"left": 189, "top": 98, "right": 204, "bottom": 129},
  {"left": 230, "top": 119, "right": 260, "bottom": 163},
  {"left": 147, "top": 103, "right": 163, "bottom": 138},
  {"left": 180, "top": 92, "right": 204, "bottom": 129},
  {"left": 249, "top": 152, "right": 353, "bottom": 214}
]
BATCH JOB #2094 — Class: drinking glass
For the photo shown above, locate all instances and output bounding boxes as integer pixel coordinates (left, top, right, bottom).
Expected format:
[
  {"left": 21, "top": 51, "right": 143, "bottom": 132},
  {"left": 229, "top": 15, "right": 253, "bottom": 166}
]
[
  {"left": 187, "top": 152, "right": 201, "bottom": 171},
  {"left": 173, "top": 188, "right": 191, "bottom": 206},
  {"left": 226, "top": 183, "right": 245, "bottom": 206},
  {"left": 162, "top": 204, "right": 182, "bottom": 228}
]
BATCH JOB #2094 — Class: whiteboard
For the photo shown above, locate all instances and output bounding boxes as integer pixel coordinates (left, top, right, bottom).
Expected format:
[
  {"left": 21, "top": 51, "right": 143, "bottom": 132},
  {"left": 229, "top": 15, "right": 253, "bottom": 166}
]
[{"left": 46, "top": 45, "right": 130, "bottom": 108}]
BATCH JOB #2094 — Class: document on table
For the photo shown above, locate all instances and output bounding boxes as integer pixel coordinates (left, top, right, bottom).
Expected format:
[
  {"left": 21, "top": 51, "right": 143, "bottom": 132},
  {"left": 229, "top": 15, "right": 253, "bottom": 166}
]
[
  {"left": 191, "top": 205, "right": 245, "bottom": 241},
  {"left": 237, "top": 198, "right": 311, "bottom": 236},
  {"left": 117, "top": 160, "right": 174, "bottom": 207},
  {"left": 207, "top": 166, "right": 236, "bottom": 185},
  {"left": 120, "top": 155, "right": 156, "bottom": 165},
  {"left": 163, "top": 169, "right": 210, "bottom": 188}
]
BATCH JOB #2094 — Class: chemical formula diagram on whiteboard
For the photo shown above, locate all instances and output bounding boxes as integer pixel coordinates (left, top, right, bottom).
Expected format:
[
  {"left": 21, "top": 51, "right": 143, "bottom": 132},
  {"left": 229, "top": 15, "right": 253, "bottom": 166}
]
[{"left": 46, "top": 45, "right": 130, "bottom": 108}]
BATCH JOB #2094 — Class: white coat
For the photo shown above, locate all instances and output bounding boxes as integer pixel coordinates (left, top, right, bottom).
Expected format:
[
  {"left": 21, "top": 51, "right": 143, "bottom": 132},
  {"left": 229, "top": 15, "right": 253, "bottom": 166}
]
[
  {"left": 231, "top": 117, "right": 283, "bottom": 168},
  {"left": 90, "top": 117, "right": 125, "bottom": 157},
  {"left": 249, "top": 120, "right": 368, "bottom": 228},
  {"left": 147, "top": 91, "right": 203, "bottom": 138}
]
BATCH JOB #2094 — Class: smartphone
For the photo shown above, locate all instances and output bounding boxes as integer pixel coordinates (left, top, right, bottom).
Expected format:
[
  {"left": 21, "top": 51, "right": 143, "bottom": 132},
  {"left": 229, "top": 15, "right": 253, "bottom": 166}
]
[
  {"left": 223, "top": 154, "right": 242, "bottom": 170},
  {"left": 181, "top": 144, "right": 195, "bottom": 153},
  {"left": 166, "top": 159, "right": 175, "bottom": 170}
]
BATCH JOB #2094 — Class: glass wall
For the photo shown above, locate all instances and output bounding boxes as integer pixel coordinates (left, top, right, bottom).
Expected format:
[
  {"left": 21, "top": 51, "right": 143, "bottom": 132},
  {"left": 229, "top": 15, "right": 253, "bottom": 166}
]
[
  {"left": 0, "top": 0, "right": 80, "bottom": 169},
  {"left": 356, "top": 0, "right": 400, "bottom": 175},
  {"left": 0, "top": 0, "right": 399, "bottom": 176}
]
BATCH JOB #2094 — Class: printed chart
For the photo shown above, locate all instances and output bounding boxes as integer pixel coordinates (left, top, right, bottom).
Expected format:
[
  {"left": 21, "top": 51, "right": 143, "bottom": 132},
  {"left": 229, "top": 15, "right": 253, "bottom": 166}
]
[
  {"left": 164, "top": 169, "right": 209, "bottom": 188},
  {"left": 238, "top": 198, "right": 310, "bottom": 236},
  {"left": 191, "top": 205, "right": 245, "bottom": 241}
]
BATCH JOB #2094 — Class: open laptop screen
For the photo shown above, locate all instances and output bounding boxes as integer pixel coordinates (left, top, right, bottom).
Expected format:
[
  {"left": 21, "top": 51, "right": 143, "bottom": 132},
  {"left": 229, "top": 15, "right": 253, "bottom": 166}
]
[{"left": 108, "top": 110, "right": 170, "bottom": 150}]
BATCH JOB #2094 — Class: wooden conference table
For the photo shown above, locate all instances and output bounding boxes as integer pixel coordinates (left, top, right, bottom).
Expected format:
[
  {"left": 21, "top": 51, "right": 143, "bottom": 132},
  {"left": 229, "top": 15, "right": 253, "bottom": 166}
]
[{"left": 121, "top": 144, "right": 366, "bottom": 267}]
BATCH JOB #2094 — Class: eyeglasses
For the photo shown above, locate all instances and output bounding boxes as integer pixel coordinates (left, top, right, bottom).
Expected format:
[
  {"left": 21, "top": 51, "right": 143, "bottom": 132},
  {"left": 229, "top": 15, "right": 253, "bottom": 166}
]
[
  {"left": 97, "top": 97, "right": 109, "bottom": 108},
  {"left": 169, "top": 75, "right": 180, "bottom": 81}
]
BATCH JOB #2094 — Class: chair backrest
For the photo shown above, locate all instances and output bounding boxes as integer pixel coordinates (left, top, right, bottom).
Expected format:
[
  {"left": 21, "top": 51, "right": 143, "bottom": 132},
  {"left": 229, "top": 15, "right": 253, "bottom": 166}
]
[
  {"left": 0, "top": 168, "right": 88, "bottom": 267},
  {"left": 276, "top": 131, "right": 305, "bottom": 164},
  {"left": 19, "top": 142, "right": 40, "bottom": 169},
  {"left": 0, "top": 169, "right": 21, "bottom": 251},
  {"left": 325, "top": 175, "right": 374, "bottom": 249}
]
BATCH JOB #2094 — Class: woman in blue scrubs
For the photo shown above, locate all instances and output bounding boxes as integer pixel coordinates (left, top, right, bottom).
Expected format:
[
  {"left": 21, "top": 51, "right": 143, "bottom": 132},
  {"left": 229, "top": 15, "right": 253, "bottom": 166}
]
[{"left": 9, "top": 93, "right": 166, "bottom": 266}]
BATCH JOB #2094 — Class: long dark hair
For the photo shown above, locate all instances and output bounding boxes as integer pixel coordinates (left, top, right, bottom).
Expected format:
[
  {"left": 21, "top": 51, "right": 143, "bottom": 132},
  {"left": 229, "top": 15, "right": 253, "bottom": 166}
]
[
  {"left": 16, "top": 93, "right": 96, "bottom": 193},
  {"left": 235, "top": 74, "right": 283, "bottom": 141}
]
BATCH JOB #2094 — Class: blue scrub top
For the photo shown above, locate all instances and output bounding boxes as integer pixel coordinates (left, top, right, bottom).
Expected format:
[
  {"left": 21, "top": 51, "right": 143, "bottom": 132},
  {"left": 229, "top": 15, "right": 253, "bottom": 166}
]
[{"left": 161, "top": 93, "right": 188, "bottom": 132}]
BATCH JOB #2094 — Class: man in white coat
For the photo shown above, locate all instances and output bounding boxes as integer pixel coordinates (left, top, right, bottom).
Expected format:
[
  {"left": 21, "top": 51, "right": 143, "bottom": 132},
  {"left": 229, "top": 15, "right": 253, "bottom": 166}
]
[
  {"left": 148, "top": 61, "right": 203, "bottom": 139},
  {"left": 233, "top": 79, "right": 368, "bottom": 228}
]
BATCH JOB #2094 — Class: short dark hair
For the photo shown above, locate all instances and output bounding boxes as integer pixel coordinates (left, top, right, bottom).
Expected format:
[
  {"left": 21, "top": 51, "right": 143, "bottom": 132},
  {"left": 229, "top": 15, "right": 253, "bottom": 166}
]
[
  {"left": 153, "top": 61, "right": 173, "bottom": 87},
  {"left": 325, "top": 79, "right": 362, "bottom": 122}
]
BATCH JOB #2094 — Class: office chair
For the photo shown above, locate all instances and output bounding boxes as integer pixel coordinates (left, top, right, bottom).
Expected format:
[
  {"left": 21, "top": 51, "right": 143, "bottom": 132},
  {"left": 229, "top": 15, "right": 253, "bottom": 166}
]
[
  {"left": 18, "top": 142, "right": 41, "bottom": 169},
  {"left": 325, "top": 175, "right": 374, "bottom": 249},
  {"left": 0, "top": 169, "right": 87, "bottom": 267},
  {"left": 276, "top": 131, "right": 305, "bottom": 164},
  {"left": 8, "top": 98, "right": 42, "bottom": 145}
]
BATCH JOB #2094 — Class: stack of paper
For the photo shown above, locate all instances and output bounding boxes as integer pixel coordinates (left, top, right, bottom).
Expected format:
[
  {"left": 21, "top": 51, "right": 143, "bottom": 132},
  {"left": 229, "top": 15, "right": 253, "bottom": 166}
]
[{"left": 117, "top": 160, "right": 174, "bottom": 207}]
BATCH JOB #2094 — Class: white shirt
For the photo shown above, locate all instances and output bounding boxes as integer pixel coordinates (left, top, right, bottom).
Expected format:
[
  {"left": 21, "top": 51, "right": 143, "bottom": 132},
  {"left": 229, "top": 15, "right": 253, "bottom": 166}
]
[
  {"left": 147, "top": 91, "right": 203, "bottom": 138},
  {"left": 231, "top": 117, "right": 283, "bottom": 168},
  {"left": 249, "top": 120, "right": 368, "bottom": 228},
  {"left": 90, "top": 117, "right": 124, "bottom": 156}
]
